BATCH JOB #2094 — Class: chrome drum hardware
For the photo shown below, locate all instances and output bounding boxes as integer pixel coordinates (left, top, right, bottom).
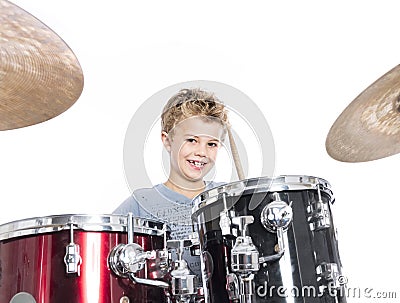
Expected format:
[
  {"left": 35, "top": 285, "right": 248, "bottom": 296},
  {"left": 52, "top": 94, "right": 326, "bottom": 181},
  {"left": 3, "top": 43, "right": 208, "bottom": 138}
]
[
  {"left": 192, "top": 175, "right": 345, "bottom": 303},
  {"left": 307, "top": 184, "right": 331, "bottom": 231},
  {"left": 108, "top": 213, "right": 169, "bottom": 289},
  {"left": 167, "top": 239, "right": 199, "bottom": 303},
  {"left": 260, "top": 192, "right": 293, "bottom": 253},
  {"left": 316, "top": 262, "right": 342, "bottom": 289},
  {"left": 0, "top": 214, "right": 169, "bottom": 302},
  {"left": 63, "top": 222, "right": 82, "bottom": 275},
  {"left": 229, "top": 216, "right": 259, "bottom": 302}
]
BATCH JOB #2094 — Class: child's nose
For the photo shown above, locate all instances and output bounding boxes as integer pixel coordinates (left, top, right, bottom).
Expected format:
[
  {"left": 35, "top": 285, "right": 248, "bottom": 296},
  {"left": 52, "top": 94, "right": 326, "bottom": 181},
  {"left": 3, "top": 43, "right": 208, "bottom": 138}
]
[{"left": 194, "top": 144, "right": 207, "bottom": 157}]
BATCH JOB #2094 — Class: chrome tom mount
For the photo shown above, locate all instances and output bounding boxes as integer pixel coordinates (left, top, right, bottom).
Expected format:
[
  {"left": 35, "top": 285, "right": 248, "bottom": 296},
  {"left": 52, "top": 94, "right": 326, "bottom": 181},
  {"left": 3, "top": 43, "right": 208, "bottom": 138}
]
[
  {"left": 108, "top": 213, "right": 170, "bottom": 288},
  {"left": 260, "top": 192, "right": 293, "bottom": 253},
  {"left": 166, "top": 238, "right": 200, "bottom": 303},
  {"left": 220, "top": 192, "right": 294, "bottom": 303},
  {"left": 108, "top": 213, "right": 203, "bottom": 302},
  {"left": 226, "top": 215, "right": 259, "bottom": 303}
]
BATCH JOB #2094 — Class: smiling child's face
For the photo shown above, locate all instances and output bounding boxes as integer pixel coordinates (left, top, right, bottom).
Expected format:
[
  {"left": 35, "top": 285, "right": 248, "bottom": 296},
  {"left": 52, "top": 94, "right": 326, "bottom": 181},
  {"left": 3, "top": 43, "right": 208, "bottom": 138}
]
[{"left": 163, "top": 116, "right": 225, "bottom": 187}]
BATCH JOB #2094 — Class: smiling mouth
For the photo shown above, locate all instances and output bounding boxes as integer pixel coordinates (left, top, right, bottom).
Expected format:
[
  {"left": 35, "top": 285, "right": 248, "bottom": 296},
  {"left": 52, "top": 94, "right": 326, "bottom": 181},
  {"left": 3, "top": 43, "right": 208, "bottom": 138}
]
[{"left": 187, "top": 160, "right": 206, "bottom": 168}]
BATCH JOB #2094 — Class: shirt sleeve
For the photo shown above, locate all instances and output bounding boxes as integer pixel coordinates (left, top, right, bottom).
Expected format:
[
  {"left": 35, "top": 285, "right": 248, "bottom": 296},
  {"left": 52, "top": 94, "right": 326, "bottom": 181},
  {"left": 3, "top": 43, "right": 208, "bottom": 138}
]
[
  {"left": 112, "top": 191, "right": 159, "bottom": 221},
  {"left": 112, "top": 195, "right": 141, "bottom": 216}
]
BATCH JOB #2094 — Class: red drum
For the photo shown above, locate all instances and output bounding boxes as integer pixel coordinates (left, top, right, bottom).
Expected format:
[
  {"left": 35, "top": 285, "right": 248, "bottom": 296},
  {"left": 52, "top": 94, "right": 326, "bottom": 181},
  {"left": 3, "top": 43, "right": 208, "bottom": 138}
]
[{"left": 0, "top": 214, "right": 168, "bottom": 303}]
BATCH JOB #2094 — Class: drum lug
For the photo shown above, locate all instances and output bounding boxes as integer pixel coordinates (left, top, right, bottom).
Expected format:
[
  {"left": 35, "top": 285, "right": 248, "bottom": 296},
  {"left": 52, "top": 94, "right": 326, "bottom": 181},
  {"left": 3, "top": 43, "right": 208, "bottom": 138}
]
[
  {"left": 219, "top": 210, "right": 237, "bottom": 237},
  {"left": 219, "top": 192, "right": 238, "bottom": 237},
  {"left": 64, "top": 222, "right": 82, "bottom": 275},
  {"left": 308, "top": 203, "right": 331, "bottom": 231},
  {"left": 316, "top": 262, "right": 341, "bottom": 288},
  {"left": 307, "top": 185, "right": 331, "bottom": 231}
]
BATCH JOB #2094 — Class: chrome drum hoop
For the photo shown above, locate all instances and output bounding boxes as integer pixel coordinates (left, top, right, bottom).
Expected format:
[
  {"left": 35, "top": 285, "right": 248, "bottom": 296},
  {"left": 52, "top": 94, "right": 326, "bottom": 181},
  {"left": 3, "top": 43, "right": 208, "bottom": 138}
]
[
  {"left": 0, "top": 214, "right": 167, "bottom": 241},
  {"left": 192, "top": 175, "right": 334, "bottom": 219}
]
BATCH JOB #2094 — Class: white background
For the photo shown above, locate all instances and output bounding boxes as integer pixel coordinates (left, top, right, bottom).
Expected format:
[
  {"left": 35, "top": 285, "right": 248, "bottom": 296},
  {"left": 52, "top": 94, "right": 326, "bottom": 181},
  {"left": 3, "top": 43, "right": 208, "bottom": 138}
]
[{"left": 2, "top": 1, "right": 399, "bottom": 301}]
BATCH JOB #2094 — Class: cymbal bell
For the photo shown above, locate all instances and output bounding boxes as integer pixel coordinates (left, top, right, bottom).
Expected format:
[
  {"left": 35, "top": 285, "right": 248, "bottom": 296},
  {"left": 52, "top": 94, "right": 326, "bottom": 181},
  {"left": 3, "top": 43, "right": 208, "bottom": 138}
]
[
  {"left": 326, "top": 64, "right": 400, "bottom": 162},
  {"left": 0, "top": 0, "right": 84, "bottom": 131}
]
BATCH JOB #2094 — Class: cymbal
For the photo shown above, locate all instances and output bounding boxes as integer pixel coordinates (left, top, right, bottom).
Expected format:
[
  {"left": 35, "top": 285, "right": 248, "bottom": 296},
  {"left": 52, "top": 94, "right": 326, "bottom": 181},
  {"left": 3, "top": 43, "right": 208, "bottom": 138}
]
[
  {"left": 0, "top": 0, "right": 84, "bottom": 131},
  {"left": 326, "top": 64, "right": 400, "bottom": 162}
]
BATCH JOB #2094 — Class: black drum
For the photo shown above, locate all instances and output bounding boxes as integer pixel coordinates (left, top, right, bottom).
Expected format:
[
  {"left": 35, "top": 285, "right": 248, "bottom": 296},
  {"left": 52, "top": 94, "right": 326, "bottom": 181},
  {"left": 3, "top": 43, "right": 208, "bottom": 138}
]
[{"left": 192, "top": 175, "right": 347, "bottom": 303}]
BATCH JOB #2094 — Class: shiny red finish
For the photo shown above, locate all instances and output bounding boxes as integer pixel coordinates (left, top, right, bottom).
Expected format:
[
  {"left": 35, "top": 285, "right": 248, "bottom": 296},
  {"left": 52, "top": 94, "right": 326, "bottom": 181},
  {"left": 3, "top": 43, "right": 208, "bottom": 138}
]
[{"left": 0, "top": 230, "right": 167, "bottom": 302}]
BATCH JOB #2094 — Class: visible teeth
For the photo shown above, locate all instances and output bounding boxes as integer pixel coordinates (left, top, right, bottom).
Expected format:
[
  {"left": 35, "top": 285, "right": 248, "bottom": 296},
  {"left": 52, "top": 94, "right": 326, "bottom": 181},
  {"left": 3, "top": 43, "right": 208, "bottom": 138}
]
[{"left": 189, "top": 160, "right": 204, "bottom": 167}]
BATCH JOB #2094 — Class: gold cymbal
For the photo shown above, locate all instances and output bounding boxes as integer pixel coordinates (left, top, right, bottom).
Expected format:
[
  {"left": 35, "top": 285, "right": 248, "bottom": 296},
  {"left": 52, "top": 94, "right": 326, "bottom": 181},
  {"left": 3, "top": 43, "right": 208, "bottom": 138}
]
[
  {"left": 326, "top": 64, "right": 400, "bottom": 162},
  {"left": 0, "top": 0, "right": 84, "bottom": 131}
]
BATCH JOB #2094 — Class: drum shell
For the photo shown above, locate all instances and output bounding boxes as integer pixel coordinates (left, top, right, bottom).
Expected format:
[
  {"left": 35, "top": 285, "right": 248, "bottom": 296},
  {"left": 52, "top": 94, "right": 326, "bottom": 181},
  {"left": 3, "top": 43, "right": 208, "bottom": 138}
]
[
  {"left": 193, "top": 176, "right": 347, "bottom": 303},
  {"left": 0, "top": 215, "right": 167, "bottom": 303}
]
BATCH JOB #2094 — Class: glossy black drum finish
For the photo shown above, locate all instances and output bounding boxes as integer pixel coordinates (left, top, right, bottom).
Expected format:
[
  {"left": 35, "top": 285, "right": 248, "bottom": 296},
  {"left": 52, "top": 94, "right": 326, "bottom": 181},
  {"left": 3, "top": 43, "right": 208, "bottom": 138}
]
[{"left": 192, "top": 176, "right": 347, "bottom": 303}]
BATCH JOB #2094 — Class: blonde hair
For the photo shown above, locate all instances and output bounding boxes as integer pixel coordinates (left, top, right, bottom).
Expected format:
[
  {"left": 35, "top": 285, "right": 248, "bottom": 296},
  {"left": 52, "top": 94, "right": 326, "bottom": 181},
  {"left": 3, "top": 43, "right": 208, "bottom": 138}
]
[{"left": 161, "top": 88, "right": 229, "bottom": 136}]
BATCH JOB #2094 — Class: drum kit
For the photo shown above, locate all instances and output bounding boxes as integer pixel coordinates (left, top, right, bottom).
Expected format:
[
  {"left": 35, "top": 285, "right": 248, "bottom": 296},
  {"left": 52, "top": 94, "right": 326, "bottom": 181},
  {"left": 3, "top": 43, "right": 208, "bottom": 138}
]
[
  {"left": 0, "top": 176, "right": 345, "bottom": 303},
  {"left": 0, "top": 0, "right": 399, "bottom": 302}
]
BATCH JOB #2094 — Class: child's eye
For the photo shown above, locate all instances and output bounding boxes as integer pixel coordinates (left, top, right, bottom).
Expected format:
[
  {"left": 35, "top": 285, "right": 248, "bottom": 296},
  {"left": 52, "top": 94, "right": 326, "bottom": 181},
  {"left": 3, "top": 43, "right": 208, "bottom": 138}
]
[
  {"left": 208, "top": 142, "right": 219, "bottom": 147},
  {"left": 186, "top": 138, "right": 197, "bottom": 143}
]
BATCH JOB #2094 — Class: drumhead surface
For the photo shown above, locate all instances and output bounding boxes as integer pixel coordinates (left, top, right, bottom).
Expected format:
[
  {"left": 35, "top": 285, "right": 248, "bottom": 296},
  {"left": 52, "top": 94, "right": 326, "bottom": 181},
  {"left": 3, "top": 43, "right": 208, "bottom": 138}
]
[
  {"left": 0, "top": 214, "right": 167, "bottom": 241},
  {"left": 192, "top": 175, "right": 333, "bottom": 218}
]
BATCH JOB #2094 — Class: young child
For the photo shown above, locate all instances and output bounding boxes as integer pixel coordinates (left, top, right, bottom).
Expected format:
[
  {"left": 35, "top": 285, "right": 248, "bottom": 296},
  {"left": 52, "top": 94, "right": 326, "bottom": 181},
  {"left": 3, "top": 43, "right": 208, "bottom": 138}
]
[{"left": 113, "top": 88, "right": 229, "bottom": 277}]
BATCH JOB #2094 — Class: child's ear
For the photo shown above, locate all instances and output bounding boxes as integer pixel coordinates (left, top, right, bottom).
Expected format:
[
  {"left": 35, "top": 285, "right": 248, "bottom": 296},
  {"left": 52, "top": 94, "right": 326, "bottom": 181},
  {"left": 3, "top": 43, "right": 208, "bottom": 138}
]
[{"left": 161, "top": 131, "right": 171, "bottom": 152}]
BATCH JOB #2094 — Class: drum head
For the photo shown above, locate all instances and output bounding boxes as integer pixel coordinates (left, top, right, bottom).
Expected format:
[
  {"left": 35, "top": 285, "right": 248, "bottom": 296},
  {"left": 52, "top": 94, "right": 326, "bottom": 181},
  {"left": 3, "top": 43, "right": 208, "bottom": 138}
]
[
  {"left": 0, "top": 214, "right": 167, "bottom": 241},
  {"left": 192, "top": 175, "right": 333, "bottom": 221}
]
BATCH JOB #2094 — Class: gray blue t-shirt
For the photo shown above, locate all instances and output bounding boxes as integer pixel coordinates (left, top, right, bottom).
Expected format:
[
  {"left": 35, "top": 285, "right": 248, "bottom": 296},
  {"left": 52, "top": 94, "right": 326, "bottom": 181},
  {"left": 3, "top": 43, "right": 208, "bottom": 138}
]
[{"left": 113, "top": 181, "right": 223, "bottom": 278}]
